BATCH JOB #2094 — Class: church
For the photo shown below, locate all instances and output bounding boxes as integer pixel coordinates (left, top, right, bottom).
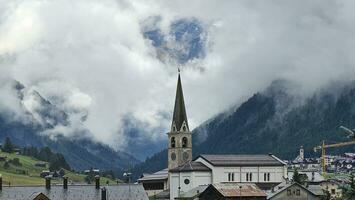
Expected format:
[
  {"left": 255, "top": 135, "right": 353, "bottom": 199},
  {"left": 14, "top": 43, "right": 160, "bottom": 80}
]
[{"left": 138, "top": 73, "right": 287, "bottom": 200}]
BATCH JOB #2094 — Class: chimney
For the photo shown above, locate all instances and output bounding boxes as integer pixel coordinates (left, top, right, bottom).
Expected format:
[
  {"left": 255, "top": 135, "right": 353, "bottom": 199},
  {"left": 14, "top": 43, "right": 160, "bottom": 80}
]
[
  {"left": 101, "top": 187, "right": 107, "bottom": 200},
  {"left": 45, "top": 176, "right": 51, "bottom": 190},
  {"left": 0, "top": 174, "right": 2, "bottom": 191},
  {"left": 63, "top": 176, "right": 68, "bottom": 189},
  {"left": 95, "top": 175, "right": 100, "bottom": 189}
]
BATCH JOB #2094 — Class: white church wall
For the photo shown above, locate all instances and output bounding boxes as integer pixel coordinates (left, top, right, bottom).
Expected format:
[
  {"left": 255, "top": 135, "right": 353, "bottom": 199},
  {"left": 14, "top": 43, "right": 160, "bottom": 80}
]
[{"left": 169, "top": 171, "right": 212, "bottom": 200}]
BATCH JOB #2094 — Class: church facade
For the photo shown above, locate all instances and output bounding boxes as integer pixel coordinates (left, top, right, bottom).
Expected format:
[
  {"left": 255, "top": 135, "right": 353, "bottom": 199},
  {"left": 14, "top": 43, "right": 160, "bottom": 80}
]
[{"left": 139, "top": 73, "right": 287, "bottom": 200}]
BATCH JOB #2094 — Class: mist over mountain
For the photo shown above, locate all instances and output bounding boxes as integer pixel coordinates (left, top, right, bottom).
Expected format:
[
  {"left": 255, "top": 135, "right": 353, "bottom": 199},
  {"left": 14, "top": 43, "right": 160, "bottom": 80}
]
[
  {"left": 132, "top": 80, "right": 355, "bottom": 177},
  {"left": 0, "top": 80, "right": 138, "bottom": 171}
]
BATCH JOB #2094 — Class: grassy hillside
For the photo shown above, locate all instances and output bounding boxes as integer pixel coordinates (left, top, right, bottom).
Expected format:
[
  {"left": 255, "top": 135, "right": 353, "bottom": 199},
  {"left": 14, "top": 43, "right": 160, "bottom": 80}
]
[{"left": 0, "top": 151, "right": 118, "bottom": 186}]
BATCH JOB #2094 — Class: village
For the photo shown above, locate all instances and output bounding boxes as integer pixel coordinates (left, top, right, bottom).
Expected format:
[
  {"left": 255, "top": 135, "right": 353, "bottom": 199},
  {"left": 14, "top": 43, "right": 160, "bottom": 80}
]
[{"left": 0, "top": 73, "right": 352, "bottom": 200}]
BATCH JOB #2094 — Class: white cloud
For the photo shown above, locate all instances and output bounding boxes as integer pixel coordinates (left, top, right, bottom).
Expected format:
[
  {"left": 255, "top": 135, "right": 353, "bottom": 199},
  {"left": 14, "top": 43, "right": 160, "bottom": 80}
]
[{"left": 1, "top": 0, "right": 355, "bottom": 151}]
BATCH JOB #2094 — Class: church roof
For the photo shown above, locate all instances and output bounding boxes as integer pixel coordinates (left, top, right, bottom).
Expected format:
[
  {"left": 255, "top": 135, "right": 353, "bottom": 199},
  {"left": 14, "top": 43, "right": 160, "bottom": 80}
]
[
  {"left": 137, "top": 168, "right": 168, "bottom": 182},
  {"left": 196, "top": 154, "right": 286, "bottom": 166},
  {"left": 172, "top": 73, "right": 189, "bottom": 131},
  {"left": 169, "top": 161, "right": 211, "bottom": 172}
]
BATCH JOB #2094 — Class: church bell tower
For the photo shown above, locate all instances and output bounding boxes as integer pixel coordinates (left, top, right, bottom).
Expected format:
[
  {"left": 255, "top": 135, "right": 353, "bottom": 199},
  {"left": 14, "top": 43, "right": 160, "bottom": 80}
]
[{"left": 168, "top": 71, "right": 192, "bottom": 170}]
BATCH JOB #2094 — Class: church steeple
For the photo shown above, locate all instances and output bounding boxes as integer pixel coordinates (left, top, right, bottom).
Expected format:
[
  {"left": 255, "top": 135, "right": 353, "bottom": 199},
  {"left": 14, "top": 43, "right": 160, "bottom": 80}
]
[
  {"left": 168, "top": 71, "right": 192, "bottom": 171},
  {"left": 171, "top": 72, "right": 189, "bottom": 132}
]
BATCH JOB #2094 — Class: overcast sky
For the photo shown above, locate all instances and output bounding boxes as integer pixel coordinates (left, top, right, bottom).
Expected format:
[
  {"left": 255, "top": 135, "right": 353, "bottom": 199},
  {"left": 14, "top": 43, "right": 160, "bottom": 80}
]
[{"left": 1, "top": 0, "right": 355, "bottom": 151}]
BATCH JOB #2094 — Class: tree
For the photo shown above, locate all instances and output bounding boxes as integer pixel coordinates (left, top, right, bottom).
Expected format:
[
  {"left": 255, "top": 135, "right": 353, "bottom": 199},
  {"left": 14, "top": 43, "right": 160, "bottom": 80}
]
[
  {"left": 3, "top": 161, "right": 9, "bottom": 169},
  {"left": 10, "top": 158, "right": 21, "bottom": 166},
  {"left": 342, "top": 173, "right": 355, "bottom": 200},
  {"left": 292, "top": 168, "right": 304, "bottom": 184},
  {"left": 2, "top": 137, "right": 14, "bottom": 153}
]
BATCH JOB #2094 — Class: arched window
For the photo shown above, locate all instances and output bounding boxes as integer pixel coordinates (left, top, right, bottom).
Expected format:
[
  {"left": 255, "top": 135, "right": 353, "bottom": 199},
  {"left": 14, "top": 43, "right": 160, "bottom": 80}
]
[
  {"left": 171, "top": 137, "right": 176, "bottom": 148},
  {"left": 182, "top": 126, "right": 186, "bottom": 132},
  {"left": 182, "top": 137, "right": 188, "bottom": 148},
  {"left": 264, "top": 173, "right": 267, "bottom": 181}
]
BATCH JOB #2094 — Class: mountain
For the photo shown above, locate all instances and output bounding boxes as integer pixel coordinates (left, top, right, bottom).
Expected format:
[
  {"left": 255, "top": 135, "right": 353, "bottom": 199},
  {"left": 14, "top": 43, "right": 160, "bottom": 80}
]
[
  {"left": 0, "top": 81, "right": 139, "bottom": 172},
  {"left": 132, "top": 80, "right": 355, "bottom": 178}
]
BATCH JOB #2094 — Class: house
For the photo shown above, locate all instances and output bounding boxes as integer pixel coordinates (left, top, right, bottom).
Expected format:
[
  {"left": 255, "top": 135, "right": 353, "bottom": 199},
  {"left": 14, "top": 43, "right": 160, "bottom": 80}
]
[
  {"left": 290, "top": 147, "right": 320, "bottom": 170},
  {"left": 199, "top": 183, "right": 267, "bottom": 200},
  {"left": 267, "top": 182, "right": 323, "bottom": 200},
  {"left": 138, "top": 168, "right": 169, "bottom": 197},
  {"left": 0, "top": 180, "right": 148, "bottom": 200},
  {"left": 319, "top": 179, "right": 343, "bottom": 199}
]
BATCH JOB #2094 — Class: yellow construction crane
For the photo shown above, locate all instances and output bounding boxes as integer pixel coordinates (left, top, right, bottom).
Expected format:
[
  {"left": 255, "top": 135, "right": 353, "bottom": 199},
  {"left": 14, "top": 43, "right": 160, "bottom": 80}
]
[{"left": 314, "top": 140, "right": 355, "bottom": 174}]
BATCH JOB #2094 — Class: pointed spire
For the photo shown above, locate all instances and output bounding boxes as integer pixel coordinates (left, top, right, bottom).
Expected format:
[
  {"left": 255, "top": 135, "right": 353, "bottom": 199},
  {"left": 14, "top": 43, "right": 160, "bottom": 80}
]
[{"left": 172, "top": 71, "right": 189, "bottom": 132}]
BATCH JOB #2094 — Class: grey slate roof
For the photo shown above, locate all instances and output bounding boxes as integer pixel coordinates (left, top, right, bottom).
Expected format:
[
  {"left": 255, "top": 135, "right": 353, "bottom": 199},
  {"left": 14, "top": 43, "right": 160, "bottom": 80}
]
[
  {"left": 0, "top": 184, "right": 148, "bottom": 200},
  {"left": 267, "top": 182, "right": 322, "bottom": 199},
  {"left": 138, "top": 168, "right": 168, "bottom": 182},
  {"left": 197, "top": 154, "right": 285, "bottom": 166},
  {"left": 172, "top": 73, "right": 189, "bottom": 131},
  {"left": 180, "top": 185, "right": 208, "bottom": 198},
  {"left": 169, "top": 161, "right": 211, "bottom": 172},
  {"left": 307, "top": 185, "right": 325, "bottom": 196}
]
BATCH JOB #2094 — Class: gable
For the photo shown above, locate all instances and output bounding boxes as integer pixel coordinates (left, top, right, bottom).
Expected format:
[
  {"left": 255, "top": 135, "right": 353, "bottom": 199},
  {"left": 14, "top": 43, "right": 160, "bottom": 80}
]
[
  {"left": 32, "top": 193, "right": 50, "bottom": 200},
  {"left": 270, "top": 183, "right": 318, "bottom": 200}
]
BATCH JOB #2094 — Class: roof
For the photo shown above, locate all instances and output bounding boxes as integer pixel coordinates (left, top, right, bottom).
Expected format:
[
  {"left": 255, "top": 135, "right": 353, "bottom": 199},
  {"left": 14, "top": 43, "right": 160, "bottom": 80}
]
[
  {"left": 196, "top": 154, "right": 286, "bottom": 166},
  {"left": 169, "top": 161, "right": 211, "bottom": 172},
  {"left": 287, "top": 171, "right": 324, "bottom": 183},
  {"left": 180, "top": 185, "right": 208, "bottom": 198},
  {"left": 206, "top": 183, "right": 267, "bottom": 197},
  {"left": 307, "top": 185, "right": 324, "bottom": 196},
  {"left": 138, "top": 168, "right": 168, "bottom": 182},
  {"left": 154, "top": 189, "right": 170, "bottom": 199},
  {"left": 0, "top": 184, "right": 148, "bottom": 200},
  {"left": 172, "top": 73, "right": 189, "bottom": 131},
  {"left": 267, "top": 182, "right": 321, "bottom": 199}
]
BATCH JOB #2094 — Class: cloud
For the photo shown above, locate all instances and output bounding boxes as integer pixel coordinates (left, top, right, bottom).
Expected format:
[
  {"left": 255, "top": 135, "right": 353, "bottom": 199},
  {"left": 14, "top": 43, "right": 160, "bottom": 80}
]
[{"left": 1, "top": 0, "right": 355, "bottom": 153}]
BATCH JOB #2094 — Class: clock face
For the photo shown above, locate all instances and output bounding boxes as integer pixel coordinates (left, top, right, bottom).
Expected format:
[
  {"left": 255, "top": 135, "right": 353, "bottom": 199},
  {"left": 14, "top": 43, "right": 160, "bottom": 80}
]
[
  {"left": 171, "top": 153, "right": 176, "bottom": 161},
  {"left": 183, "top": 152, "right": 189, "bottom": 161}
]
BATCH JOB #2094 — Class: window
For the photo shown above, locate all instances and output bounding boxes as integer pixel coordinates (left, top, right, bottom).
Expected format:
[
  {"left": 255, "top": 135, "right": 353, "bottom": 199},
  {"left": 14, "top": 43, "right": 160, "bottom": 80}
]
[
  {"left": 246, "top": 173, "right": 252, "bottom": 182},
  {"left": 331, "top": 189, "right": 335, "bottom": 194},
  {"left": 182, "top": 137, "right": 188, "bottom": 148},
  {"left": 264, "top": 173, "right": 270, "bottom": 181},
  {"left": 287, "top": 189, "right": 291, "bottom": 196},
  {"left": 184, "top": 179, "right": 190, "bottom": 185},
  {"left": 296, "top": 189, "right": 300, "bottom": 196},
  {"left": 182, "top": 126, "right": 186, "bottom": 131},
  {"left": 267, "top": 173, "right": 270, "bottom": 181},
  {"left": 171, "top": 137, "right": 176, "bottom": 148},
  {"left": 228, "top": 173, "right": 234, "bottom": 182}
]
